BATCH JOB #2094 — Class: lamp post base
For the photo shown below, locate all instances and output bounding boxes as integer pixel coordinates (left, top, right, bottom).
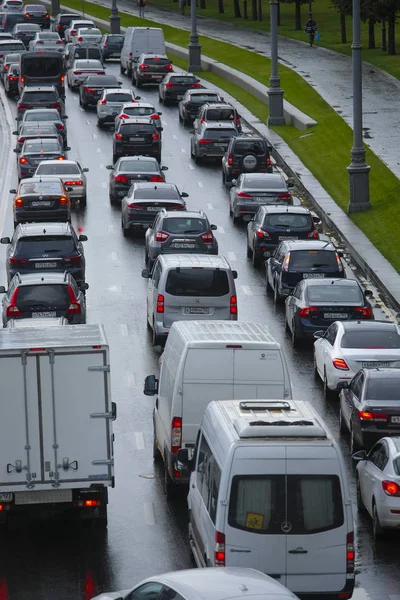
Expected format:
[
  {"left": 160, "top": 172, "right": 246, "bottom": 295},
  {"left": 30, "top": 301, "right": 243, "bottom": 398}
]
[
  {"left": 110, "top": 12, "right": 121, "bottom": 34},
  {"left": 51, "top": 0, "right": 60, "bottom": 16},
  {"left": 267, "top": 86, "right": 285, "bottom": 126},
  {"left": 347, "top": 159, "right": 371, "bottom": 213},
  {"left": 188, "top": 38, "right": 202, "bottom": 72}
]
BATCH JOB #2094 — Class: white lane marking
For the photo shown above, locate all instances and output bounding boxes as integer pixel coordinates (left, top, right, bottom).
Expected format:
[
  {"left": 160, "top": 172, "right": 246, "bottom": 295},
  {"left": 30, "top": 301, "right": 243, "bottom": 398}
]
[
  {"left": 110, "top": 251, "right": 118, "bottom": 261},
  {"left": 162, "top": 119, "right": 167, "bottom": 126},
  {"left": 86, "top": 120, "right": 91, "bottom": 125},
  {"left": 120, "top": 323, "right": 128, "bottom": 337},
  {"left": 92, "top": 133, "right": 97, "bottom": 139},
  {"left": 207, "top": 203, "right": 214, "bottom": 210},
  {"left": 96, "top": 148, "right": 101, "bottom": 153},
  {"left": 241, "top": 285, "right": 253, "bottom": 295},
  {"left": 100, "top": 164, "right": 104, "bottom": 169},
  {"left": 180, "top": 148, "right": 186, "bottom": 153},
  {"left": 228, "top": 251, "right": 237, "bottom": 261},
  {"left": 108, "top": 224, "right": 115, "bottom": 233},
  {"left": 188, "top": 164, "right": 195, "bottom": 170},
  {"left": 144, "top": 502, "right": 156, "bottom": 526},
  {"left": 135, "top": 431, "right": 145, "bottom": 450},
  {"left": 108, "top": 285, "right": 122, "bottom": 294},
  {"left": 80, "top": 108, "right": 84, "bottom": 112},
  {"left": 102, "top": 182, "right": 107, "bottom": 188},
  {"left": 172, "top": 134, "right": 177, "bottom": 140},
  {"left": 218, "top": 226, "right": 225, "bottom": 234},
  {"left": 197, "top": 181, "right": 204, "bottom": 188},
  {"left": 126, "top": 372, "right": 135, "bottom": 387}
]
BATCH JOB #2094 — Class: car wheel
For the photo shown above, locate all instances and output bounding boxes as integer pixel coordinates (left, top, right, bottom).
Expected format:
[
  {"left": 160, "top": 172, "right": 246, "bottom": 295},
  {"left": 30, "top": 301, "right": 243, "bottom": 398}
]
[
  {"left": 121, "top": 218, "right": 129, "bottom": 237},
  {"left": 222, "top": 171, "right": 226, "bottom": 185},
  {"left": 80, "top": 195, "right": 87, "bottom": 208},
  {"left": 372, "top": 501, "right": 385, "bottom": 539},
  {"left": 81, "top": 100, "right": 88, "bottom": 110},
  {"left": 120, "top": 63, "right": 125, "bottom": 74},
  {"left": 153, "top": 432, "right": 162, "bottom": 463},
  {"left": 232, "top": 212, "right": 237, "bottom": 225},
  {"left": 178, "top": 111, "right": 183, "bottom": 124},
  {"left": 339, "top": 408, "right": 347, "bottom": 434},
  {"left": 152, "top": 320, "right": 162, "bottom": 347},
  {"left": 273, "top": 278, "right": 281, "bottom": 304},
  {"left": 97, "top": 119, "right": 104, "bottom": 128},
  {"left": 291, "top": 320, "right": 300, "bottom": 348},
  {"left": 252, "top": 247, "right": 261, "bottom": 267},
  {"left": 356, "top": 477, "right": 366, "bottom": 513},
  {"left": 350, "top": 425, "right": 361, "bottom": 453},
  {"left": 246, "top": 243, "right": 252, "bottom": 259},
  {"left": 164, "top": 458, "right": 177, "bottom": 500},
  {"left": 112, "top": 155, "right": 118, "bottom": 164},
  {"left": 13, "top": 220, "right": 18, "bottom": 229},
  {"left": 323, "top": 369, "right": 335, "bottom": 400},
  {"left": 163, "top": 97, "right": 169, "bottom": 106},
  {"left": 266, "top": 274, "right": 272, "bottom": 292},
  {"left": 136, "top": 79, "right": 141, "bottom": 89},
  {"left": 313, "top": 352, "right": 319, "bottom": 379},
  {"left": 109, "top": 194, "right": 117, "bottom": 204},
  {"left": 127, "top": 66, "right": 132, "bottom": 78},
  {"left": 159, "top": 93, "right": 163, "bottom": 104}
]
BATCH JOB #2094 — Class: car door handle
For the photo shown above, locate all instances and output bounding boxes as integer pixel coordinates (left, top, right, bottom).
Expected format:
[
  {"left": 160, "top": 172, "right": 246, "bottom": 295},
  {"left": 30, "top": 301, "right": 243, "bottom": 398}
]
[{"left": 288, "top": 547, "right": 308, "bottom": 554}]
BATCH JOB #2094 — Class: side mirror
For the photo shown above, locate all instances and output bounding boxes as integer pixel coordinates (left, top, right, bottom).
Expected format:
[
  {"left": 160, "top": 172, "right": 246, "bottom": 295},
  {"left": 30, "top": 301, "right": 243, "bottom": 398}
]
[
  {"left": 13, "top": 148, "right": 20, "bottom": 153},
  {"left": 336, "top": 381, "right": 349, "bottom": 390},
  {"left": 12, "top": 130, "right": 17, "bottom": 135},
  {"left": 0, "top": 286, "right": 6, "bottom": 294},
  {"left": 189, "top": 129, "right": 195, "bottom": 134},
  {"left": 352, "top": 450, "right": 367, "bottom": 462},
  {"left": 180, "top": 192, "right": 189, "bottom": 198},
  {"left": 364, "top": 289, "right": 373, "bottom": 297},
  {"left": 65, "top": 146, "right": 71, "bottom": 151},
  {"left": 232, "top": 270, "right": 238, "bottom": 279},
  {"left": 66, "top": 187, "right": 73, "bottom": 192},
  {"left": 268, "top": 143, "right": 273, "bottom": 152},
  {"left": 0, "top": 237, "right": 11, "bottom": 244},
  {"left": 157, "top": 112, "right": 162, "bottom": 115},
  {"left": 111, "top": 401, "right": 117, "bottom": 421},
  {"left": 9, "top": 189, "right": 17, "bottom": 194},
  {"left": 231, "top": 179, "right": 237, "bottom": 186},
  {"left": 141, "top": 268, "right": 149, "bottom": 278},
  {"left": 82, "top": 167, "right": 89, "bottom": 172},
  {"left": 161, "top": 166, "right": 168, "bottom": 171},
  {"left": 63, "top": 115, "right": 68, "bottom": 119},
  {"left": 211, "top": 224, "right": 217, "bottom": 231},
  {"left": 106, "top": 164, "right": 113, "bottom": 170},
  {"left": 312, "top": 215, "right": 321, "bottom": 225},
  {"left": 143, "top": 374, "right": 158, "bottom": 396},
  {"left": 79, "top": 282, "right": 89, "bottom": 291},
  {"left": 135, "top": 95, "right": 141, "bottom": 100},
  {"left": 337, "top": 250, "right": 344, "bottom": 258},
  {"left": 159, "top": 127, "right": 163, "bottom": 131},
  {"left": 313, "top": 330, "right": 324, "bottom": 339},
  {"left": 78, "top": 234, "right": 88, "bottom": 241},
  {"left": 195, "top": 78, "right": 200, "bottom": 83}
]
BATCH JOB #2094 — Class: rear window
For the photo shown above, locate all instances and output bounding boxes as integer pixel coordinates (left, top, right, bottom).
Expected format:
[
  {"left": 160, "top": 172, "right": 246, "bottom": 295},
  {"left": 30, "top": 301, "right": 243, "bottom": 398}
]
[
  {"left": 163, "top": 217, "right": 207, "bottom": 234},
  {"left": 170, "top": 76, "right": 197, "bottom": 84},
  {"left": 25, "top": 111, "right": 58, "bottom": 121},
  {"left": 124, "top": 106, "right": 154, "bottom": 116},
  {"left": 15, "top": 235, "right": 75, "bottom": 256},
  {"left": 24, "top": 140, "right": 60, "bottom": 152},
  {"left": 20, "top": 180, "right": 62, "bottom": 194},
  {"left": 22, "top": 91, "right": 58, "bottom": 103},
  {"left": 204, "top": 128, "right": 235, "bottom": 140},
  {"left": 307, "top": 284, "right": 363, "bottom": 304},
  {"left": 21, "top": 56, "right": 62, "bottom": 77},
  {"left": 118, "top": 160, "right": 157, "bottom": 173},
  {"left": 228, "top": 475, "right": 344, "bottom": 535},
  {"left": 73, "top": 48, "right": 101, "bottom": 59},
  {"left": 59, "top": 15, "right": 78, "bottom": 24},
  {"left": 17, "top": 285, "right": 69, "bottom": 310},
  {"left": 265, "top": 213, "right": 312, "bottom": 229},
  {"left": 4, "top": 53, "right": 21, "bottom": 62},
  {"left": 165, "top": 268, "right": 229, "bottom": 297},
  {"left": 189, "top": 94, "right": 219, "bottom": 103},
  {"left": 134, "top": 188, "right": 180, "bottom": 200},
  {"left": 38, "top": 32, "right": 59, "bottom": 39},
  {"left": 366, "top": 379, "right": 400, "bottom": 401},
  {"left": 16, "top": 24, "right": 40, "bottom": 30},
  {"left": 235, "top": 140, "right": 266, "bottom": 154},
  {"left": 205, "top": 108, "right": 236, "bottom": 120},
  {"left": 289, "top": 249, "right": 338, "bottom": 269},
  {"left": 22, "top": 125, "right": 57, "bottom": 135},
  {"left": 120, "top": 123, "right": 154, "bottom": 134},
  {"left": 341, "top": 329, "right": 400, "bottom": 349},
  {"left": 0, "top": 42, "right": 23, "bottom": 51},
  {"left": 106, "top": 92, "right": 132, "bottom": 103},
  {"left": 107, "top": 34, "right": 124, "bottom": 42},
  {"left": 144, "top": 57, "right": 170, "bottom": 65},
  {"left": 36, "top": 163, "right": 80, "bottom": 175},
  {"left": 4, "top": 14, "right": 25, "bottom": 24},
  {"left": 25, "top": 5, "right": 46, "bottom": 12},
  {"left": 75, "top": 60, "right": 102, "bottom": 68},
  {"left": 79, "top": 29, "right": 101, "bottom": 35}
]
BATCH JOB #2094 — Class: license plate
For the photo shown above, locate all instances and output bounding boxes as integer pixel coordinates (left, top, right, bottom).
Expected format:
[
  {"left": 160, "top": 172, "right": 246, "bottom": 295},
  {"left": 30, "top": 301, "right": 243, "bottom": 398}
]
[
  {"left": 32, "top": 311, "right": 57, "bottom": 318},
  {"left": 35, "top": 262, "right": 57, "bottom": 269},
  {"left": 147, "top": 206, "right": 161, "bottom": 212},
  {"left": 362, "top": 361, "right": 391, "bottom": 368},
  {"left": 184, "top": 307, "right": 210, "bottom": 314},
  {"left": 31, "top": 201, "right": 51, "bottom": 207},
  {"left": 324, "top": 312, "right": 348, "bottom": 319},
  {"left": 303, "top": 273, "right": 325, "bottom": 279},
  {"left": 130, "top": 137, "right": 145, "bottom": 142},
  {"left": 172, "top": 243, "right": 196, "bottom": 248},
  {"left": 279, "top": 236, "right": 298, "bottom": 241},
  {"left": 0, "top": 493, "right": 12, "bottom": 502},
  {"left": 391, "top": 416, "right": 400, "bottom": 424},
  {"left": 177, "top": 95, "right": 183, "bottom": 100}
]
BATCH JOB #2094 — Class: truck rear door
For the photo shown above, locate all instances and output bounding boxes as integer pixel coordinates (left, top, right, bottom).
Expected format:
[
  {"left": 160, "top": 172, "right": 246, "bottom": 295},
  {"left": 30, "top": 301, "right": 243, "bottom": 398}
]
[{"left": 233, "top": 348, "right": 286, "bottom": 399}]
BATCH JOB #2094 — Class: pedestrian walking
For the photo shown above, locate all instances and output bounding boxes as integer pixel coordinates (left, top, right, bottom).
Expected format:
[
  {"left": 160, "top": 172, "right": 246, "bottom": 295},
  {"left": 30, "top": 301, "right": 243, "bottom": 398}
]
[
  {"left": 304, "top": 14, "right": 318, "bottom": 47},
  {"left": 137, "top": 0, "right": 146, "bottom": 18}
]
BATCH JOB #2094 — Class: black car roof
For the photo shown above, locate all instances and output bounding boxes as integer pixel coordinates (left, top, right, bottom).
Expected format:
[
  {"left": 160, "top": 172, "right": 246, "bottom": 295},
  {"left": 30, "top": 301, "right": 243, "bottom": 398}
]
[
  {"left": 17, "top": 222, "right": 72, "bottom": 237},
  {"left": 83, "top": 75, "right": 118, "bottom": 84}
]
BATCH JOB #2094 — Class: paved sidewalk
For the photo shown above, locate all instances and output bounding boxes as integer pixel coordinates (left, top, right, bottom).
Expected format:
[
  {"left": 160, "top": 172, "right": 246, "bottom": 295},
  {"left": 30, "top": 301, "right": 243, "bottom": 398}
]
[{"left": 98, "top": 0, "right": 400, "bottom": 180}]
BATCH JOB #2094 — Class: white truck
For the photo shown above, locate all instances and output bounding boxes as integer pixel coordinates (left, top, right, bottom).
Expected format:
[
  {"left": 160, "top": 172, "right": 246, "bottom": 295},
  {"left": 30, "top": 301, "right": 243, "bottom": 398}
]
[{"left": 0, "top": 324, "right": 115, "bottom": 528}]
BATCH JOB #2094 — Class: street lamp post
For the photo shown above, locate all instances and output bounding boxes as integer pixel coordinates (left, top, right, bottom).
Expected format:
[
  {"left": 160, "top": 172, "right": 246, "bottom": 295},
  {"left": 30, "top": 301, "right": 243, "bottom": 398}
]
[
  {"left": 110, "top": 0, "right": 121, "bottom": 34},
  {"left": 267, "top": 0, "right": 285, "bottom": 126},
  {"left": 347, "top": 0, "right": 371, "bottom": 213},
  {"left": 188, "top": 0, "right": 201, "bottom": 72},
  {"left": 51, "top": 0, "right": 60, "bottom": 16}
]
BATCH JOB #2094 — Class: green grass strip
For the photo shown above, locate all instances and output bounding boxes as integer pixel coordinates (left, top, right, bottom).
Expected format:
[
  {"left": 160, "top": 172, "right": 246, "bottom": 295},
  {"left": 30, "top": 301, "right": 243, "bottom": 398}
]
[{"left": 62, "top": 0, "right": 400, "bottom": 272}]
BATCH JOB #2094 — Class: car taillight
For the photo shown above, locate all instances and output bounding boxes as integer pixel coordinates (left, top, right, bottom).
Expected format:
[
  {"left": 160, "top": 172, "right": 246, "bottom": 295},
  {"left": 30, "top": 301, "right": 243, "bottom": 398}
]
[
  {"left": 354, "top": 306, "right": 372, "bottom": 318},
  {"left": 17, "top": 103, "right": 28, "bottom": 110},
  {"left": 346, "top": 532, "right": 354, "bottom": 573},
  {"left": 149, "top": 113, "right": 160, "bottom": 120},
  {"left": 139, "top": 63, "right": 149, "bottom": 69},
  {"left": 171, "top": 416, "right": 182, "bottom": 453},
  {"left": 214, "top": 531, "right": 225, "bottom": 566},
  {"left": 165, "top": 64, "right": 173, "bottom": 70},
  {"left": 17, "top": 137, "right": 24, "bottom": 144},
  {"left": 236, "top": 117, "right": 241, "bottom": 126},
  {"left": 115, "top": 133, "right": 122, "bottom": 140},
  {"left": 336, "top": 253, "right": 343, "bottom": 272},
  {"left": 8, "top": 75, "right": 18, "bottom": 81},
  {"left": 85, "top": 88, "right": 95, "bottom": 93},
  {"left": 256, "top": 228, "right": 270, "bottom": 238},
  {"left": 19, "top": 157, "right": 28, "bottom": 164},
  {"left": 156, "top": 293, "right": 164, "bottom": 313},
  {"left": 200, "top": 231, "right": 213, "bottom": 243},
  {"left": 57, "top": 157, "right": 65, "bottom": 161},
  {"left": 165, "top": 82, "right": 175, "bottom": 87},
  {"left": 237, "top": 191, "right": 252, "bottom": 198},
  {"left": 66, "top": 285, "right": 81, "bottom": 314},
  {"left": 382, "top": 480, "right": 400, "bottom": 496},
  {"left": 192, "top": 83, "right": 201, "bottom": 88},
  {"left": 9, "top": 257, "right": 28, "bottom": 265},
  {"left": 129, "top": 52, "right": 132, "bottom": 58},
  {"left": 99, "top": 99, "right": 107, "bottom": 105},
  {"left": 59, "top": 196, "right": 68, "bottom": 205},
  {"left": 332, "top": 357, "right": 349, "bottom": 370},
  {"left": 127, "top": 203, "right": 143, "bottom": 209},
  {"left": 115, "top": 175, "right": 128, "bottom": 183},
  {"left": 227, "top": 154, "right": 233, "bottom": 166},
  {"left": 6, "top": 288, "right": 21, "bottom": 317},
  {"left": 230, "top": 295, "right": 237, "bottom": 315},
  {"left": 64, "top": 180, "right": 83, "bottom": 186},
  {"left": 298, "top": 306, "right": 318, "bottom": 317},
  {"left": 64, "top": 254, "right": 82, "bottom": 265},
  {"left": 277, "top": 192, "right": 292, "bottom": 200},
  {"left": 20, "top": 75, "right": 24, "bottom": 83},
  {"left": 57, "top": 24, "right": 63, "bottom": 29},
  {"left": 70, "top": 29, "right": 76, "bottom": 34},
  {"left": 4, "top": 64, "right": 8, "bottom": 71},
  {"left": 199, "top": 139, "right": 212, "bottom": 145},
  {"left": 358, "top": 410, "right": 388, "bottom": 422},
  {"left": 155, "top": 231, "right": 169, "bottom": 242},
  {"left": 56, "top": 124, "right": 64, "bottom": 131},
  {"left": 96, "top": 72, "right": 104, "bottom": 75},
  {"left": 14, "top": 197, "right": 23, "bottom": 207},
  {"left": 150, "top": 175, "right": 163, "bottom": 182},
  {"left": 282, "top": 252, "right": 291, "bottom": 272},
  {"left": 103, "top": 41, "right": 108, "bottom": 47},
  {"left": 73, "top": 70, "right": 82, "bottom": 75},
  {"left": 307, "top": 230, "right": 319, "bottom": 239},
  {"left": 50, "top": 103, "right": 61, "bottom": 110},
  {"left": 152, "top": 133, "right": 159, "bottom": 141},
  {"left": 77, "top": 36, "right": 83, "bottom": 41}
]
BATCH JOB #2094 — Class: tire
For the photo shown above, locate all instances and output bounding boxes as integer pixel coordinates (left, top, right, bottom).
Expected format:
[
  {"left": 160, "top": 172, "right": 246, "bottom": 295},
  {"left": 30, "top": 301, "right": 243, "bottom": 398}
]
[
  {"left": 81, "top": 101, "right": 88, "bottom": 110},
  {"left": 163, "top": 97, "right": 169, "bottom": 106},
  {"left": 339, "top": 408, "right": 347, "bottom": 434},
  {"left": 222, "top": 171, "right": 226, "bottom": 185},
  {"left": 232, "top": 212, "right": 237, "bottom": 225},
  {"left": 97, "top": 119, "right": 105, "bottom": 128},
  {"left": 120, "top": 63, "right": 126, "bottom": 74},
  {"left": 109, "top": 194, "right": 117, "bottom": 204},
  {"left": 136, "top": 79, "right": 141, "bottom": 89},
  {"left": 252, "top": 247, "right": 261, "bottom": 267},
  {"left": 159, "top": 93, "right": 163, "bottom": 104},
  {"left": 152, "top": 319, "right": 162, "bottom": 347},
  {"left": 153, "top": 432, "right": 162, "bottom": 463},
  {"left": 313, "top": 352, "right": 319, "bottom": 379},
  {"left": 350, "top": 425, "right": 361, "bottom": 454},
  {"left": 291, "top": 320, "right": 300, "bottom": 348},
  {"left": 155, "top": 155, "right": 161, "bottom": 164},
  {"left": 356, "top": 477, "right": 366, "bottom": 513},
  {"left": 80, "top": 195, "right": 87, "bottom": 208},
  {"left": 113, "top": 155, "right": 118, "bottom": 164},
  {"left": 372, "top": 502, "right": 385, "bottom": 539},
  {"left": 164, "top": 459, "right": 177, "bottom": 500},
  {"left": 273, "top": 278, "right": 281, "bottom": 304},
  {"left": 323, "top": 369, "right": 335, "bottom": 401},
  {"left": 127, "top": 66, "right": 132, "bottom": 78},
  {"left": 241, "top": 152, "right": 260, "bottom": 172},
  {"left": 13, "top": 221, "right": 18, "bottom": 229},
  {"left": 246, "top": 243, "right": 252, "bottom": 259},
  {"left": 121, "top": 219, "right": 129, "bottom": 237},
  {"left": 178, "top": 111, "right": 183, "bottom": 124}
]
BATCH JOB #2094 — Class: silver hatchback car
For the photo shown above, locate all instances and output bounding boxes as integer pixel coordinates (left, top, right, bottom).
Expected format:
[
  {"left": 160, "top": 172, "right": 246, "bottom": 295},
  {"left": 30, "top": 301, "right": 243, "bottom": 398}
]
[
  {"left": 33, "top": 160, "right": 89, "bottom": 205},
  {"left": 190, "top": 121, "right": 238, "bottom": 163},
  {"left": 97, "top": 87, "right": 139, "bottom": 127}
]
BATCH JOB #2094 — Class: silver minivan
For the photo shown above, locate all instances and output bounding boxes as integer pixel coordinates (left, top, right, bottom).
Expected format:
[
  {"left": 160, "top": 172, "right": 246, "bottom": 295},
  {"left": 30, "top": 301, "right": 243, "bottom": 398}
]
[{"left": 141, "top": 254, "right": 238, "bottom": 346}]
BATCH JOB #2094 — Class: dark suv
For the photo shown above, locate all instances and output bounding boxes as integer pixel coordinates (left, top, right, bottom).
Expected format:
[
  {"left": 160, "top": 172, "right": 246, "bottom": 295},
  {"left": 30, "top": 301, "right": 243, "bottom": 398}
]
[
  {"left": 133, "top": 53, "right": 173, "bottom": 87},
  {"left": 266, "top": 240, "right": 345, "bottom": 303},
  {"left": 17, "top": 86, "right": 65, "bottom": 120},
  {"left": 113, "top": 117, "right": 162, "bottom": 163},
  {"left": 1, "top": 221, "right": 87, "bottom": 284},
  {"left": 222, "top": 136, "right": 273, "bottom": 185},
  {"left": 100, "top": 33, "right": 124, "bottom": 61},
  {"left": 159, "top": 72, "right": 201, "bottom": 105},
  {"left": 247, "top": 205, "right": 319, "bottom": 266},
  {"left": 52, "top": 13, "right": 79, "bottom": 38},
  {"left": 145, "top": 209, "right": 218, "bottom": 270}
]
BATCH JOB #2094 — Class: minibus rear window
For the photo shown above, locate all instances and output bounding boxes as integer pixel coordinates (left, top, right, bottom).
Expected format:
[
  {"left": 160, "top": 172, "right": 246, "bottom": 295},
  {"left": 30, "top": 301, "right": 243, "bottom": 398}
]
[{"left": 165, "top": 268, "right": 230, "bottom": 297}]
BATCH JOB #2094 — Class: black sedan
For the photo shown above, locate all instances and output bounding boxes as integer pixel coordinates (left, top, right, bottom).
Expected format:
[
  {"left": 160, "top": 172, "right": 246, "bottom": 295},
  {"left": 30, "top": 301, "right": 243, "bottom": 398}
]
[
  {"left": 23, "top": 4, "right": 50, "bottom": 27},
  {"left": 10, "top": 177, "right": 72, "bottom": 227},
  {"left": 178, "top": 88, "right": 223, "bottom": 125},
  {"left": 107, "top": 156, "right": 168, "bottom": 204},
  {"left": 284, "top": 278, "right": 374, "bottom": 346},
  {"left": 121, "top": 182, "right": 188, "bottom": 236},
  {"left": 14, "top": 122, "right": 63, "bottom": 152},
  {"left": 339, "top": 368, "right": 400, "bottom": 451},
  {"left": 15, "top": 137, "right": 70, "bottom": 180},
  {"left": 11, "top": 22, "right": 40, "bottom": 47},
  {"left": 1, "top": 221, "right": 87, "bottom": 284},
  {"left": 159, "top": 72, "right": 201, "bottom": 105},
  {"left": 79, "top": 74, "right": 122, "bottom": 108}
]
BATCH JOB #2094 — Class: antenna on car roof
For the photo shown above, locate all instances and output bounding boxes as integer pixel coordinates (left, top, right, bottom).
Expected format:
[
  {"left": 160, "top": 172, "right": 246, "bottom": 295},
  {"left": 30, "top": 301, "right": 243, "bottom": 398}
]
[{"left": 43, "top": 229, "right": 46, "bottom": 234}]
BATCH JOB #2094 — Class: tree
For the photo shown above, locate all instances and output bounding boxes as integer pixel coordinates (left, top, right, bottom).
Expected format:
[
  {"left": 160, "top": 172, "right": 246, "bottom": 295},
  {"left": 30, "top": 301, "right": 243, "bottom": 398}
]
[
  {"left": 374, "top": 0, "right": 400, "bottom": 55},
  {"left": 280, "top": 0, "right": 309, "bottom": 30},
  {"left": 218, "top": 0, "right": 224, "bottom": 13},
  {"left": 251, "top": 0, "right": 258, "bottom": 20},
  {"left": 233, "top": 0, "right": 242, "bottom": 18},
  {"left": 330, "top": 0, "right": 352, "bottom": 44}
]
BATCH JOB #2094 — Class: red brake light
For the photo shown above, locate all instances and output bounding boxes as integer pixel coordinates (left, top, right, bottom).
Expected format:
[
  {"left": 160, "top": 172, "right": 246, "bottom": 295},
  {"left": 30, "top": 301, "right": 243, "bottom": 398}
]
[
  {"left": 115, "top": 133, "right": 123, "bottom": 140},
  {"left": 298, "top": 306, "right": 318, "bottom": 317},
  {"left": 332, "top": 358, "right": 349, "bottom": 370},
  {"left": 230, "top": 295, "right": 237, "bottom": 315},
  {"left": 358, "top": 410, "right": 388, "bottom": 422},
  {"left": 165, "top": 82, "right": 175, "bottom": 88},
  {"left": 6, "top": 288, "right": 21, "bottom": 317},
  {"left": 199, "top": 139, "right": 212, "bottom": 145},
  {"left": 149, "top": 113, "right": 160, "bottom": 120},
  {"left": 127, "top": 203, "right": 143, "bottom": 209},
  {"left": 84, "top": 499, "right": 101, "bottom": 507},
  {"left": 59, "top": 196, "right": 68, "bottom": 205},
  {"left": 140, "top": 63, "right": 149, "bottom": 69},
  {"left": 77, "top": 36, "right": 83, "bottom": 41},
  {"left": 66, "top": 286, "right": 81, "bottom": 315},
  {"left": 57, "top": 24, "right": 63, "bottom": 29},
  {"left": 215, "top": 531, "right": 225, "bottom": 566},
  {"left": 278, "top": 192, "right": 292, "bottom": 200},
  {"left": 256, "top": 228, "right": 270, "bottom": 238},
  {"left": 4, "top": 65, "right": 8, "bottom": 71},
  {"left": 9, "top": 257, "right": 28, "bottom": 265},
  {"left": 70, "top": 29, "right": 76, "bottom": 34},
  {"left": 152, "top": 133, "right": 159, "bottom": 141},
  {"left": 19, "top": 157, "right": 28, "bottom": 164},
  {"left": 99, "top": 99, "right": 107, "bottom": 105},
  {"left": 192, "top": 83, "right": 201, "bottom": 88},
  {"left": 57, "top": 157, "right": 65, "bottom": 161},
  {"left": 346, "top": 532, "right": 354, "bottom": 573},
  {"left": 166, "top": 64, "right": 173, "bottom": 70},
  {"left": 237, "top": 191, "right": 252, "bottom": 198},
  {"left": 115, "top": 175, "right": 128, "bottom": 183},
  {"left": 200, "top": 231, "right": 213, "bottom": 243},
  {"left": 129, "top": 52, "right": 132, "bottom": 58},
  {"left": 307, "top": 230, "right": 319, "bottom": 239},
  {"left": 14, "top": 197, "right": 23, "bottom": 207},
  {"left": 119, "top": 113, "right": 129, "bottom": 119},
  {"left": 85, "top": 88, "right": 95, "bottom": 93},
  {"left": 354, "top": 306, "right": 372, "bottom": 318},
  {"left": 64, "top": 255, "right": 82, "bottom": 266},
  {"left": 73, "top": 71, "right": 82, "bottom": 75},
  {"left": 227, "top": 154, "right": 233, "bottom": 166},
  {"left": 155, "top": 231, "right": 169, "bottom": 242},
  {"left": 282, "top": 252, "right": 290, "bottom": 272},
  {"left": 17, "top": 103, "right": 28, "bottom": 110},
  {"left": 266, "top": 156, "right": 271, "bottom": 165},
  {"left": 64, "top": 180, "right": 83, "bottom": 186},
  {"left": 97, "top": 72, "right": 104, "bottom": 75},
  {"left": 150, "top": 175, "right": 163, "bottom": 182},
  {"left": 171, "top": 416, "right": 182, "bottom": 453},
  {"left": 382, "top": 480, "right": 400, "bottom": 496},
  {"left": 50, "top": 103, "right": 61, "bottom": 110},
  {"left": 156, "top": 293, "right": 165, "bottom": 313}
]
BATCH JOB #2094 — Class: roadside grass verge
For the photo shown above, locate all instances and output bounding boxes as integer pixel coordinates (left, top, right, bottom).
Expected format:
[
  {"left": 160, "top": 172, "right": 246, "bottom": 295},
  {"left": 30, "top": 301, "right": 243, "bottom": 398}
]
[{"left": 58, "top": 0, "right": 400, "bottom": 271}]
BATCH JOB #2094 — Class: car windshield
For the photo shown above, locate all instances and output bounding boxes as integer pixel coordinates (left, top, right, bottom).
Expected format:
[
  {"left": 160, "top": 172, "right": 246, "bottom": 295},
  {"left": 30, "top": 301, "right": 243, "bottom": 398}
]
[
  {"left": 20, "top": 181, "right": 62, "bottom": 194},
  {"left": 265, "top": 213, "right": 312, "bottom": 229},
  {"left": 15, "top": 235, "right": 75, "bottom": 255},
  {"left": 120, "top": 124, "right": 154, "bottom": 134},
  {"left": 17, "top": 285, "right": 70, "bottom": 310},
  {"left": 165, "top": 269, "right": 229, "bottom": 297},
  {"left": 204, "top": 128, "right": 235, "bottom": 140},
  {"left": 106, "top": 93, "right": 132, "bottom": 102},
  {"left": 205, "top": 108, "right": 236, "bottom": 120},
  {"left": 307, "top": 285, "right": 363, "bottom": 303},
  {"left": 235, "top": 140, "right": 265, "bottom": 154},
  {"left": 341, "top": 330, "right": 400, "bottom": 349},
  {"left": 366, "top": 379, "right": 400, "bottom": 401},
  {"left": 289, "top": 249, "right": 338, "bottom": 269},
  {"left": 26, "top": 5, "right": 46, "bottom": 12},
  {"left": 163, "top": 217, "right": 207, "bottom": 234},
  {"left": 25, "top": 111, "right": 58, "bottom": 121},
  {"left": 24, "top": 140, "right": 60, "bottom": 152},
  {"left": 22, "top": 91, "right": 59, "bottom": 102},
  {"left": 189, "top": 93, "right": 219, "bottom": 103},
  {"left": 38, "top": 32, "right": 59, "bottom": 39},
  {"left": 118, "top": 160, "right": 157, "bottom": 173},
  {"left": 134, "top": 188, "right": 179, "bottom": 200},
  {"left": 36, "top": 163, "right": 80, "bottom": 175}
]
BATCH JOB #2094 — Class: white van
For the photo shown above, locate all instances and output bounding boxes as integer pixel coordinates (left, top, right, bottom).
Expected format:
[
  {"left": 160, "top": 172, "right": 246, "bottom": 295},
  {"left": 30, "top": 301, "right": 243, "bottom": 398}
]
[
  {"left": 144, "top": 320, "right": 292, "bottom": 496},
  {"left": 177, "top": 399, "right": 355, "bottom": 600},
  {"left": 120, "top": 27, "right": 165, "bottom": 77}
]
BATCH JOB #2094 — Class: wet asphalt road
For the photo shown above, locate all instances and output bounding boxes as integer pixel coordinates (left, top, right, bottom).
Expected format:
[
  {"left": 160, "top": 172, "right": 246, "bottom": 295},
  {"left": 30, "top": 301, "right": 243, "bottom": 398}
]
[{"left": 0, "top": 62, "right": 399, "bottom": 600}]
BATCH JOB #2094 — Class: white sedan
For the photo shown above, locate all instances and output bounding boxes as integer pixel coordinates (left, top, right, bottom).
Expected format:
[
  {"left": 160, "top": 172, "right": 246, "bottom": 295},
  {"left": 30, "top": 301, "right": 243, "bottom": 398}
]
[
  {"left": 314, "top": 320, "right": 400, "bottom": 398},
  {"left": 67, "top": 58, "right": 105, "bottom": 89},
  {"left": 33, "top": 160, "right": 88, "bottom": 205},
  {"left": 114, "top": 102, "right": 162, "bottom": 130},
  {"left": 353, "top": 436, "right": 400, "bottom": 539},
  {"left": 75, "top": 27, "right": 102, "bottom": 45},
  {"left": 28, "top": 31, "right": 64, "bottom": 52}
]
